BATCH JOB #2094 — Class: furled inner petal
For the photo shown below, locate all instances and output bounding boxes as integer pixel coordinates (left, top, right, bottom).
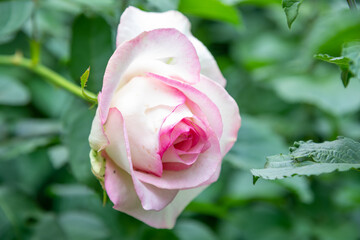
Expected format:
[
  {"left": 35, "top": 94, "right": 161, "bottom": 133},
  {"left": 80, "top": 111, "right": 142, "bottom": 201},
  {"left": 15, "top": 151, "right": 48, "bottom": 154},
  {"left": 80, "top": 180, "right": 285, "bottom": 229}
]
[
  {"left": 147, "top": 73, "right": 223, "bottom": 140},
  {"left": 158, "top": 104, "right": 194, "bottom": 157},
  {"left": 160, "top": 117, "right": 209, "bottom": 171},
  {"left": 153, "top": 92, "right": 212, "bottom": 173},
  {"left": 133, "top": 89, "right": 221, "bottom": 189},
  {"left": 135, "top": 127, "right": 221, "bottom": 190},
  {"left": 110, "top": 76, "right": 186, "bottom": 177}
]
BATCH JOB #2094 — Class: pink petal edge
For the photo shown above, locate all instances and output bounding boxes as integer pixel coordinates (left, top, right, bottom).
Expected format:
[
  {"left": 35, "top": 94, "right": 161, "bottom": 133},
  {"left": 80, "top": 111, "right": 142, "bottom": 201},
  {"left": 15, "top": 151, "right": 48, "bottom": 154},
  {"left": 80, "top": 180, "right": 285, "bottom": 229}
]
[
  {"left": 195, "top": 75, "right": 241, "bottom": 156},
  {"left": 99, "top": 28, "right": 201, "bottom": 124},
  {"left": 104, "top": 107, "right": 178, "bottom": 211},
  {"left": 117, "top": 6, "right": 226, "bottom": 87}
]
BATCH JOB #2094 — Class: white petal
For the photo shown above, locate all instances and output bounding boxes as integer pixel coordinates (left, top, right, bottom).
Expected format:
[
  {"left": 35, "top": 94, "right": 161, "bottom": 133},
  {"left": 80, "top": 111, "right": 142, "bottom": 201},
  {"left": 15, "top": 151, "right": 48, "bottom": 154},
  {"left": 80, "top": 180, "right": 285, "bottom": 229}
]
[
  {"left": 116, "top": 6, "right": 226, "bottom": 86},
  {"left": 110, "top": 76, "right": 186, "bottom": 176},
  {"left": 194, "top": 75, "right": 241, "bottom": 155}
]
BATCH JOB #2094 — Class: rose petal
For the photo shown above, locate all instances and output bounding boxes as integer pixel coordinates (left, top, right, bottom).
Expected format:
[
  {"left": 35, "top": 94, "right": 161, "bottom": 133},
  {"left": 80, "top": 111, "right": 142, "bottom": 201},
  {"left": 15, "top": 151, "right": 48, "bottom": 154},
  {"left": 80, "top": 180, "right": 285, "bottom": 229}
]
[
  {"left": 100, "top": 28, "right": 200, "bottom": 123},
  {"left": 158, "top": 104, "right": 194, "bottom": 157},
  {"left": 162, "top": 146, "right": 195, "bottom": 171},
  {"left": 135, "top": 130, "right": 221, "bottom": 189},
  {"left": 194, "top": 75, "right": 241, "bottom": 155},
  {"left": 110, "top": 76, "right": 186, "bottom": 176},
  {"left": 147, "top": 73, "right": 223, "bottom": 140},
  {"left": 117, "top": 6, "right": 192, "bottom": 47},
  {"left": 105, "top": 107, "right": 178, "bottom": 211},
  {"left": 189, "top": 37, "right": 226, "bottom": 86},
  {"left": 162, "top": 145, "right": 198, "bottom": 166},
  {"left": 105, "top": 160, "right": 206, "bottom": 229},
  {"left": 88, "top": 107, "right": 109, "bottom": 152},
  {"left": 117, "top": 6, "right": 226, "bottom": 86}
]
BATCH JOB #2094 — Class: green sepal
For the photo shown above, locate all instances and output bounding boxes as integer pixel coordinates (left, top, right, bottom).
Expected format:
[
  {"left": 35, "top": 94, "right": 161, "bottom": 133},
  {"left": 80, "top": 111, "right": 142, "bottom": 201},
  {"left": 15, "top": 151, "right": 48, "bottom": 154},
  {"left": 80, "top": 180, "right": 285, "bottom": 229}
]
[{"left": 89, "top": 149, "right": 106, "bottom": 188}]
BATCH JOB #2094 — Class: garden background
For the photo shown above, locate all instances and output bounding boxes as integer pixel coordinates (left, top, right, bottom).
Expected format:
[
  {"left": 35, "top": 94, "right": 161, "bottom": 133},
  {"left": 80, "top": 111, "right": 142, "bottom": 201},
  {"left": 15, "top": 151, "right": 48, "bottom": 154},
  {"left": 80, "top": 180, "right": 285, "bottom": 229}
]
[{"left": 0, "top": 0, "right": 360, "bottom": 239}]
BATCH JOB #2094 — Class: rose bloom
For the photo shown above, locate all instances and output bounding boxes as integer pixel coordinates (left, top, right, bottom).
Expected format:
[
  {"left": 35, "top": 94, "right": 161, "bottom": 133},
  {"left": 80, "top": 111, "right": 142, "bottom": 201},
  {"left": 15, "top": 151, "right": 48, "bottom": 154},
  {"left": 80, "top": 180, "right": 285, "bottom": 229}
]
[{"left": 89, "top": 6, "right": 241, "bottom": 229}]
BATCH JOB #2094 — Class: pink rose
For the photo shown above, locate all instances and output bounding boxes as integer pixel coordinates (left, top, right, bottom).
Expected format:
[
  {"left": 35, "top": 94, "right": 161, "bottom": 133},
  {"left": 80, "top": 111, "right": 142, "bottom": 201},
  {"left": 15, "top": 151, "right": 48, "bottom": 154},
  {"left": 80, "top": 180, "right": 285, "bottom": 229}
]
[{"left": 88, "top": 6, "right": 241, "bottom": 229}]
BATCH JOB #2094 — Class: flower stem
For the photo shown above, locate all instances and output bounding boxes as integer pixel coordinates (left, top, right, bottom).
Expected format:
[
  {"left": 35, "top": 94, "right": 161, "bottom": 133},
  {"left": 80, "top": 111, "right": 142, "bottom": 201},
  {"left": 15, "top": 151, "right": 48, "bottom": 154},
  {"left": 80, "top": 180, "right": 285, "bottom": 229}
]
[{"left": 0, "top": 54, "right": 98, "bottom": 103}]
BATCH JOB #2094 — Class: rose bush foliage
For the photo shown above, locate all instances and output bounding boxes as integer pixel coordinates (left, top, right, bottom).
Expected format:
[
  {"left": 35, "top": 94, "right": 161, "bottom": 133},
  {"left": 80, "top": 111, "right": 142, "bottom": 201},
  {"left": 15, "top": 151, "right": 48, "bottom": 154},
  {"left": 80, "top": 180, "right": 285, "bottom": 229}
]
[{"left": 88, "top": 6, "right": 241, "bottom": 229}]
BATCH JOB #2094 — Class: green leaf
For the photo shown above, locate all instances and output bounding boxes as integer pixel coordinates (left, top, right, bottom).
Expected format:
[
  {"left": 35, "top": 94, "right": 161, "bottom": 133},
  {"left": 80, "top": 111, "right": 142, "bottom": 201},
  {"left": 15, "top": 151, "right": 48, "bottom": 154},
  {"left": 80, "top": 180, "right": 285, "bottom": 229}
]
[
  {"left": 80, "top": 67, "right": 97, "bottom": 103},
  {"left": 80, "top": 67, "right": 90, "bottom": 90},
  {"left": 70, "top": 14, "right": 113, "bottom": 93},
  {"left": 342, "top": 42, "right": 360, "bottom": 84},
  {"left": 0, "top": 0, "right": 34, "bottom": 37},
  {"left": 178, "top": 0, "right": 241, "bottom": 25},
  {"left": 0, "top": 75, "right": 30, "bottom": 106},
  {"left": 315, "top": 42, "right": 360, "bottom": 87},
  {"left": 251, "top": 137, "right": 360, "bottom": 181},
  {"left": 314, "top": 54, "right": 352, "bottom": 87},
  {"left": 282, "top": 0, "right": 303, "bottom": 28},
  {"left": 314, "top": 54, "right": 351, "bottom": 68}
]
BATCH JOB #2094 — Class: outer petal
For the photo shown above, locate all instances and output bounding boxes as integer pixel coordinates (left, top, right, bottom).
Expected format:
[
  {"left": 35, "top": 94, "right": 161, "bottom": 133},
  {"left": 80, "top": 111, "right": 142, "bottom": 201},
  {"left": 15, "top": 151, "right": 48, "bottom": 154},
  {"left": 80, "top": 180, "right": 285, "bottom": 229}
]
[
  {"left": 117, "top": 6, "right": 191, "bottom": 47},
  {"left": 189, "top": 37, "right": 226, "bottom": 87},
  {"left": 105, "top": 108, "right": 178, "bottom": 211},
  {"left": 194, "top": 75, "right": 241, "bottom": 155},
  {"left": 88, "top": 106, "right": 108, "bottom": 151},
  {"left": 105, "top": 159, "right": 207, "bottom": 229},
  {"left": 100, "top": 28, "right": 200, "bottom": 123},
  {"left": 117, "top": 6, "right": 226, "bottom": 86}
]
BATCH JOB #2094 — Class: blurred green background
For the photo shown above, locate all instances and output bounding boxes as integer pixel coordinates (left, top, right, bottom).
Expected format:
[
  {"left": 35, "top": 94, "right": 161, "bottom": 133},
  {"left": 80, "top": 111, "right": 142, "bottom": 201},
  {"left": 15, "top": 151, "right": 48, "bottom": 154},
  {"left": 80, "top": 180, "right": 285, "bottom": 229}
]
[{"left": 0, "top": 0, "right": 360, "bottom": 239}]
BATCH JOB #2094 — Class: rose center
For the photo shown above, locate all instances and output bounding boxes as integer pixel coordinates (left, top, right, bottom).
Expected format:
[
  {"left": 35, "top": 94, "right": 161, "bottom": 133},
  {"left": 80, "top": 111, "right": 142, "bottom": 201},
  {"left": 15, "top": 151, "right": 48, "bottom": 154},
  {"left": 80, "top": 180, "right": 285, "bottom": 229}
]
[
  {"left": 159, "top": 118, "right": 209, "bottom": 171},
  {"left": 173, "top": 128, "right": 199, "bottom": 151}
]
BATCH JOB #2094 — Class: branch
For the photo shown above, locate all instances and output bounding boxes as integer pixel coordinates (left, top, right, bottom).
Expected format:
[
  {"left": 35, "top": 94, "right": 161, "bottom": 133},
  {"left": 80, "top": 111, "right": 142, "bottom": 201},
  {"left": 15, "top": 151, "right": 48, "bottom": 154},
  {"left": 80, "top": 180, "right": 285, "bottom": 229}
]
[{"left": 0, "top": 54, "right": 98, "bottom": 104}]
